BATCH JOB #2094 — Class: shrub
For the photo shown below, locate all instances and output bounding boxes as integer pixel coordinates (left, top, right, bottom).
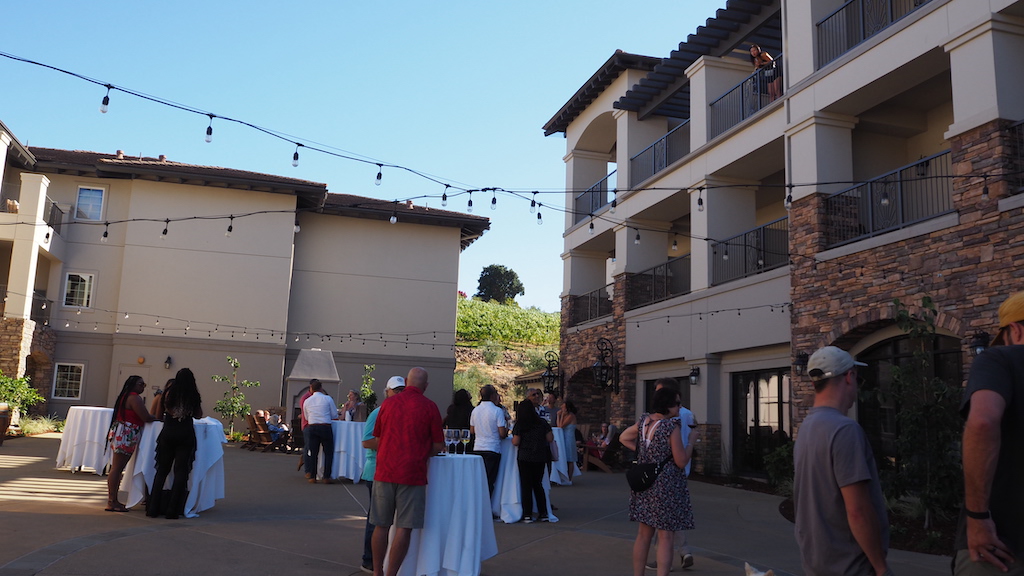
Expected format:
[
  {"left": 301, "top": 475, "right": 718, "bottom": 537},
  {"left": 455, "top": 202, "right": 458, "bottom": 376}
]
[
  {"left": 456, "top": 298, "right": 558, "bottom": 346},
  {"left": 480, "top": 340, "right": 504, "bottom": 365},
  {"left": 763, "top": 440, "right": 794, "bottom": 489},
  {"left": 454, "top": 366, "right": 490, "bottom": 401},
  {"left": 0, "top": 372, "right": 45, "bottom": 414},
  {"left": 212, "top": 357, "right": 261, "bottom": 436},
  {"left": 19, "top": 414, "right": 63, "bottom": 435}
]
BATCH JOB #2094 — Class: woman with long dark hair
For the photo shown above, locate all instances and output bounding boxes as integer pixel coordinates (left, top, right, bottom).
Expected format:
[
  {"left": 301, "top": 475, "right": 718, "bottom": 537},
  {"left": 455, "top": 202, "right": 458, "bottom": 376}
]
[
  {"left": 106, "top": 375, "right": 156, "bottom": 512},
  {"left": 511, "top": 399, "right": 554, "bottom": 523},
  {"left": 619, "top": 387, "right": 697, "bottom": 576},
  {"left": 147, "top": 367, "right": 203, "bottom": 519},
  {"left": 443, "top": 388, "right": 474, "bottom": 429}
]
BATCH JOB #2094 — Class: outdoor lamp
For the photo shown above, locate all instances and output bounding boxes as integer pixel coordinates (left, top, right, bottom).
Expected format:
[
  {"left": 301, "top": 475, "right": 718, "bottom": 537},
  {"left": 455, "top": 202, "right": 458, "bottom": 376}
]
[
  {"left": 970, "top": 331, "right": 990, "bottom": 356},
  {"left": 164, "top": 356, "right": 172, "bottom": 370},
  {"left": 793, "top": 352, "right": 809, "bottom": 376},
  {"left": 688, "top": 366, "right": 700, "bottom": 386},
  {"left": 593, "top": 337, "right": 619, "bottom": 394},
  {"left": 540, "top": 351, "right": 560, "bottom": 395}
]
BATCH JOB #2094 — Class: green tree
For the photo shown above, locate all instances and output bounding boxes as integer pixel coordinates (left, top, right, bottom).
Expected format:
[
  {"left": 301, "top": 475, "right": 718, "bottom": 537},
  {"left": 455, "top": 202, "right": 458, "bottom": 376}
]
[
  {"left": 0, "top": 371, "right": 44, "bottom": 414},
  {"left": 211, "top": 357, "right": 260, "bottom": 435},
  {"left": 475, "top": 264, "right": 525, "bottom": 304},
  {"left": 360, "top": 364, "right": 378, "bottom": 413}
]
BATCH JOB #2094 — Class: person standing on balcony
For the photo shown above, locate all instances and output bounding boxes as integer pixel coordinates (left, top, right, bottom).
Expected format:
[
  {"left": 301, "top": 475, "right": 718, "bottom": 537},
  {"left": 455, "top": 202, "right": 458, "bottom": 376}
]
[
  {"left": 954, "top": 291, "right": 1024, "bottom": 575},
  {"left": 749, "top": 45, "right": 781, "bottom": 102}
]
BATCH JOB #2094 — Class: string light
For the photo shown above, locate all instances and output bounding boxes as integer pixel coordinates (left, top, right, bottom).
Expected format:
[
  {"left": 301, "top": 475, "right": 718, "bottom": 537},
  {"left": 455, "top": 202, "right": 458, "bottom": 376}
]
[
  {"left": 101, "top": 222, "right": 109, "bottom": 243},
  {"left": 634, "top": 228, "right": 640, "bottom": 245},
  {"left": 697, "top": 187, "right": 705, "bottom": 212},
  {"left": 442, "top": 185, "right": 449, "bottom": 207},
  {"left": 536, "top": 204, "right": 543, "bottom": 225},
  {"left": 292, "top": 143, "right": 302, "bottom": 168},
  {"left": 294, "top": 217, "right": 301, "bottom": 234},
  {"left": 671, "top": 234, "right": 678, "bottom": 251},
  {"left": 205, "top": 114, "right": 214, "bottom": 143},
  {"left": 784, "top": 184, "right": 793, "bottom": 210},
  {"left": 491, "top": 190, "right": 497, "bottom": 211},
  {"left": 589, "top": 216, "right": 594, "bottom": 235},
  {"left": 390, "top": 201, "right": 398, "bottom": 224},
  {"left": 375, "top": 164, "right": 383, "bottom": 186},
  {"left": 467, "top": 191, "right": 474, "bottom": 213},
  {"left": 99, "top": 85, "right": 111, "bottom": 114},
  {"left": 723, "top": 245, "right": 729, "bottom": 261},
  {"left": 160, "top": 219, "right": 169, "bottom": 239},
  {"left": 225, "top": 215, "right": 233, "bottom": 237},
  {"left": 982, "top": 176, "right": 989, "bottom": 200},
  {"left": 530, "top": 192, "right": 537, "bottom": 214},
  {"left": 610, "top": 190, "right": 617, "bottom": 214}
]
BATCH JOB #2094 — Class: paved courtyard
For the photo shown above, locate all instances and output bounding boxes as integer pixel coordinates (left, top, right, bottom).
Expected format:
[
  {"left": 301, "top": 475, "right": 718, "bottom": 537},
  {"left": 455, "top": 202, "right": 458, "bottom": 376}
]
[{"left": 0, "top": 434, "right": 950, "bottom": 576}]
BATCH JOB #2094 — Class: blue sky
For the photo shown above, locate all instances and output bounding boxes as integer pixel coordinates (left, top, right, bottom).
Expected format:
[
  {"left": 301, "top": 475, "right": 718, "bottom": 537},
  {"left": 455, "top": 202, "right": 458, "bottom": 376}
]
[{"left": 1, "top": 0, "right": 724, "bottom": 312}]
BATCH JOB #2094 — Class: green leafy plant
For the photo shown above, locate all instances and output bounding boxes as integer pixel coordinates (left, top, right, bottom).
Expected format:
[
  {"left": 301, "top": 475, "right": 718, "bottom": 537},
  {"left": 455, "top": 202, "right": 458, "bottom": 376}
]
[
  {"left": 18, "top": 414, "right": 63, "bottom": 435},
  {"left": 475, "top": 264, "right": 525, "bottom": 304},
  {"left": 0, "top": 371, "right": 45, "bottom": 414},
  {"left": 211, "top": 357, "right": 260, "bottom": 436},
  {"left": 763, "top": 440, "right": 794, "bottom": 489},
  {"left": 480, "top": 340, "right": 505, "bottom": 365},
  {"left": 453, "top": 366, "right": 490, "bottom": 401},
  {"left": 456, "top": 297, "right": 558, "bottom": 346},
  {"left": 360, "top": 364, "right": 378, "bottom": 413}
]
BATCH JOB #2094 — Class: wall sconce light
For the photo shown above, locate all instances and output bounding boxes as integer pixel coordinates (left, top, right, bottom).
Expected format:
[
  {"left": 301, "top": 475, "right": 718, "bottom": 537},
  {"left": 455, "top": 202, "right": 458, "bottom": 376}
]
[
  {"left": 793, "top": 352, "right": 809, "bottom": 376},
  {"left": 688, "top": 366, "right": 700, "bottom": 386},
  {"left": 540, "top": 351, "right": 561, "bottom": 395},
  {"left": 593, "top": 337, "right": 619, "bottom": 394},
  {"left": 969, "top": 331, "right": 990, "bottom": 356},
  {"left": 164, "top": 356, "right": 173, "bottom": 370},
  {"left": 137, "top": 356, "right": 145, "bottom": 365}
]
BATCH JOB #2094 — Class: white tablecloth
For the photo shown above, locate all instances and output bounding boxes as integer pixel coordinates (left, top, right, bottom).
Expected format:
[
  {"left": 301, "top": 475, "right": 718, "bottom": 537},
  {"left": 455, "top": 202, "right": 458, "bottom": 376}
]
[
  {"left": 491, "top": 437, "right": 558, "bottom": 523},
  {"left": 549, "top": 427, "right": 578, "bottom": 485},
  {"left": 385, "top": 454, "right": 498, "bottom": 576},
  {"left": 318, "top": 420, "right": 366, "bottom": 481},
  {"left": 123, "top": 417, "right": 226, "bottom": 518},
  {"left": 55, "top": 406, "right": 114, "bottom": 474}
]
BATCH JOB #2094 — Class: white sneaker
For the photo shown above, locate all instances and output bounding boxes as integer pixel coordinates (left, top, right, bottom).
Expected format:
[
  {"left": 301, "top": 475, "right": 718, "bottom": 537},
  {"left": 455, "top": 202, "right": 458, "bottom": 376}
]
[{"left": 681, "top": 554, "right": 694, "bottom": 569}]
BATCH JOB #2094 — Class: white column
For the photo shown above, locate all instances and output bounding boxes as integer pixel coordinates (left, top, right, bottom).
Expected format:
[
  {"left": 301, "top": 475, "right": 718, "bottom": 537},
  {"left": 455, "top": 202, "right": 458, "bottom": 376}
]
[
  {"left": 5, "top": 174, "right": 50, "bottom": 319},
  {"left": 689, "top": 177, "right": 759, "bottom": 290}
]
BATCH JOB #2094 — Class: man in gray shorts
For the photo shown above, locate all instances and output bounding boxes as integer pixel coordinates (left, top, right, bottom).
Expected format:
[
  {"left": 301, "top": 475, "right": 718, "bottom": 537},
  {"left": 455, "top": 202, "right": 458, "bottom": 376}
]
[{"left": 369, "top": 367, "right": 444, "bottom": 576}]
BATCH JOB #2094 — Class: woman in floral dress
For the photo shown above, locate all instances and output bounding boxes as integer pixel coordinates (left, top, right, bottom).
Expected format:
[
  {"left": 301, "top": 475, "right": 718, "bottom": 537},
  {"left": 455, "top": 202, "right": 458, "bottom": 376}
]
[{"left": 619, "top": 387, "right": 698, "bottom": 576}]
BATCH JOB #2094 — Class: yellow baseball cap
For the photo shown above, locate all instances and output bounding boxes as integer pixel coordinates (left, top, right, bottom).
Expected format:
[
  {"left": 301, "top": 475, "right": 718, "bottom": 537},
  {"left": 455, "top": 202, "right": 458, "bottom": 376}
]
[{"left": 993, "top": 291, "right": 1024, "bottom": 345}]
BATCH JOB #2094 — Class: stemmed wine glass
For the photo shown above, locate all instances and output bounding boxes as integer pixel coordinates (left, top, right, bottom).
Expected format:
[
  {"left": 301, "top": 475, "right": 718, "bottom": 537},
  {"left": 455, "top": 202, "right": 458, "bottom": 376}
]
[
  {"left": 460, "top": 429, "right": 471, "bottom": 454},
  {"left": 443, "top": 429, "right": 454, "bottom": 454}
]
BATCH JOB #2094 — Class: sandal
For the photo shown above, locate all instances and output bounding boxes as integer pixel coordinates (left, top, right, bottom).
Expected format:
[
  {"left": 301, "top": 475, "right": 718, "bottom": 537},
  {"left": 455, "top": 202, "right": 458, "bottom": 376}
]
[{"left": 105, "top": 502, "right": 130, "bottom": 513}]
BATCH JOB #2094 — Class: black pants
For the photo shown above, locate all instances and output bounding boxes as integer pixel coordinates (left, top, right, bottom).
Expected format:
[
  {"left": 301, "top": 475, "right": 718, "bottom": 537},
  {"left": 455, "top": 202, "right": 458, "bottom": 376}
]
[
  {"left": 518, "top": 460, "right": 547, "bottom": 518},
  {"left": 147, "top": 420, "right": 196, "bottom": 518},
  {"left": 473, "top": 450, "right": 501, "bottom": 496}
]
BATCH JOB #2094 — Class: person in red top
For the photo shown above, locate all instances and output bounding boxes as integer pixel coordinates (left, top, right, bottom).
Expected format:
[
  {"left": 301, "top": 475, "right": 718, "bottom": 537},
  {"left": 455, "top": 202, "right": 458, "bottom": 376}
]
[
  {"left": 370, "top": 367, "right": 444, "bottom": 576},
  {"left": 105, "top": 375, "right": 157, "bottom": 512}
]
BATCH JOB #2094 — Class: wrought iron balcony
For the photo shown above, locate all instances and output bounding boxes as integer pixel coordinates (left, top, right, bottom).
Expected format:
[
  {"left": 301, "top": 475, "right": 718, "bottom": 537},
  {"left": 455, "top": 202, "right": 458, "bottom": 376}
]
[
  {"left": 574, "top": 172, "right": 616, "bottom": 224},
  {"left": 824, "top": 150, "right": 952, "bottom": 248},
  {"left": 570, "top": 283, "right": 614, "bottom": 326},
  {"left": 629, "top": 122, "right": 690, "bottom": 188},
  {"left": 1010, "top": 120, "right": 1024, "bottom": 195},
  {"left": 625, "top": 254, "right": 692, "bottom": 311},
  {"left": 710, "top": 217, "right": 789, "bottom": 286},
  {"left": 708, "top": 54, "right": 783, "bottom": 140},
  {"left": 45, "top": 197, "right": 64, "bottom": 236},
  {"left": 817, "top": 0, "right": 932, "bottom": 69}
]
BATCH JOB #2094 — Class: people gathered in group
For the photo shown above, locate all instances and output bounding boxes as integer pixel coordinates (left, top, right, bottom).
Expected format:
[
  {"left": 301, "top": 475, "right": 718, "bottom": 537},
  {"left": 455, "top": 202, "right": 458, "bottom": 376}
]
[
  {"left": 470, "top": 384, "right": 508, "bottom": 497},
  {"left": 443, "top": 388, "right": 474, "bottom": 431},
  {"left": 105, "top": 375, "right": 158, "bottom": 512},
  {"left": 147, "top": 368, "right": 204, "bottom": 519}
]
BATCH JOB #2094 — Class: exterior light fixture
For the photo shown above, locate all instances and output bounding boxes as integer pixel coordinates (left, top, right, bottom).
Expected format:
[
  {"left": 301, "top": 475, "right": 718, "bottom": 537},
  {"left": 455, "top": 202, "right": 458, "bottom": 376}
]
[
  {"left": 793, "top": 352, "right": 809, "bottom": 375},
  {"left": 688, "top": 366, "right": 700, "bottom": 386},
  {"left": 970, "top": 331, "right": 990, "bottom": 356},
  {"left": 540, "top": 351, "right": 561, "bottom": 395},
  {"left": 593, "top": 337, "right": 619, "bottom": 394},
  {"left": 164, "top": 356, "right": 173, "bottom": 370}
]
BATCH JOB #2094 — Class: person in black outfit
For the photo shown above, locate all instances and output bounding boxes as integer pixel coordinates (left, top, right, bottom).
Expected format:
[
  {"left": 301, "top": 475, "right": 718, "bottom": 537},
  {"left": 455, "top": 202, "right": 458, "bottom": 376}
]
[
  {"left": 512, "top": 399, "right": 553, "bottom": 523},
  {"left": 147, "top": 367, "right": 203, "bottom": 519},
  {"left": 443, "top": 388, "right": 474, "bottom": 429}
]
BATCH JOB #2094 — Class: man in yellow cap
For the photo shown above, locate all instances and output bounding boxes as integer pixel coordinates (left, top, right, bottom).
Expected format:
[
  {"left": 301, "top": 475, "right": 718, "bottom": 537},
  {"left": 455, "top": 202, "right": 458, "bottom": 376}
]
[{"left": 955, "top": 292, "right": 1024, "bottom": 575}]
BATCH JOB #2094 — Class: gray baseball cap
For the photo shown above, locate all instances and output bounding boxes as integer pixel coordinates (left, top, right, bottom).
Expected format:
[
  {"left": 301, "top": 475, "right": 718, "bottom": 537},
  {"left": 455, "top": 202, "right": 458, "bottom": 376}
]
[{"left": 807, "top": 346, "right": 866, "bottom": 381}]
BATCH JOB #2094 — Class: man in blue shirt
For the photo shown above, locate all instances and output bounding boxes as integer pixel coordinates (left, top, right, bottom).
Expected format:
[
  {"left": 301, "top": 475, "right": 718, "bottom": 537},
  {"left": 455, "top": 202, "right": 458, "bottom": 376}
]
[{"left": 358, "top": 376, "right": 405, "bottom": 573}]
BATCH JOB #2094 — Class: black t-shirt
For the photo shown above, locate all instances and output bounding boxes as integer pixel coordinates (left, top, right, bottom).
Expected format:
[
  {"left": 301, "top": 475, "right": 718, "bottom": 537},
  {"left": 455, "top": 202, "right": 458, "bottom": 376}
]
[
  {"left": 512, "top": 420, "right": 552, "bottom": 463},
  {"left": 955, "top": 345, "right": 1024, "bottom": 553}
]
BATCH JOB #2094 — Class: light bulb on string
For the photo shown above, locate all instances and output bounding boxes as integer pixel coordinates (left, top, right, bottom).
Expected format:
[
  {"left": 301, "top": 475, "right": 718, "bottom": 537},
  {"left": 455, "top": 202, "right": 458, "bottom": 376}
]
[
  {"left": 723, "top": 246, "right": 730, "bottom": 261},
  {"left": 205, "top": 114, "right": 214, "bottom": 143},
  {"left": 101, "top": 222, "right": 109, "bottom": 243},
  {"left": 671, "top": 235, "right": 678, "bottom": 251},
  {"left": 610, "top": 190, "right": 617, "bottom": 214},
  {"left": 589, "top": 217, "right": 594, "bottom": 235},
  {"left": 530, "top": 192, "right": 537, "bottom": 214},
  {"left": 390, "top": 201, "right": 398, "bottom": 224},
  {"left": 226, "top": 215, "right": 234, "bottom": 237},
  {"left": 467, "top": 191, "right": 473, "bottom": 213},
  {"left": 160, "top": 219, "right": 169, "bottom": 239},
  {"left": 634, "top": 229, "right": 641, "bottom": 245},
  {"left": 99, "top": 85, "right": 111, "bottom": 114},
  {"left": 375, "top": 164, "right": 383, "bottom": 186},
  {"left": 292, "top": 143, "right": 302, "bottom": 167},
  {"left": 441, "top": 185, "right": 449, "bottom": 207},
  {"left": 536, "top": 204, "right": 543, "bottom": 225},
  {"left": 697, "top": 188, "right": 705, "bottom": 212},
  {"left": 294, "top": 216, "right": 301, "bottom": 234},
  {"left": 490, "top": 190, "right": 497, "bottom": 211}
]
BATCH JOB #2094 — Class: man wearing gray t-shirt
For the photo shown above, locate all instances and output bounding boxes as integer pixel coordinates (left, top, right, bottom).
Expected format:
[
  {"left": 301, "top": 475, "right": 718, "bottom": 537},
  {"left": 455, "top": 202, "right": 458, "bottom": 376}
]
[{"left": 794, "top": 346, "right": 890, "bottom": 576}]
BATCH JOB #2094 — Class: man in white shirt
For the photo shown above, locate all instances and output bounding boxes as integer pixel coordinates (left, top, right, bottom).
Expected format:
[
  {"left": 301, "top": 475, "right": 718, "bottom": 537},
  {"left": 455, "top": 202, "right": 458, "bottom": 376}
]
[
  {"left": 301, "top": 379, "right": 338, "bottom": 484},
  {"left": 470, "top": 384, "right": 508, "bottom": 496}
]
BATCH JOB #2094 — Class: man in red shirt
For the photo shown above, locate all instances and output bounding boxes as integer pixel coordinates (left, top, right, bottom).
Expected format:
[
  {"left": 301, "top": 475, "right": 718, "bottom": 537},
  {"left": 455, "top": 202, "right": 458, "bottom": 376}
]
[{"left": 370, "top": 367, "right": 444, "bottom": 576}]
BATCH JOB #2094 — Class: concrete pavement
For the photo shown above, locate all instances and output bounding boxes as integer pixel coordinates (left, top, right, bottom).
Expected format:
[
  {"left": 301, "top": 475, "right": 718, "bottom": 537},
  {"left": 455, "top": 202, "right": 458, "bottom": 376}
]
[{"left": 0, "top": 434, "right": 951, "bottom": 576}]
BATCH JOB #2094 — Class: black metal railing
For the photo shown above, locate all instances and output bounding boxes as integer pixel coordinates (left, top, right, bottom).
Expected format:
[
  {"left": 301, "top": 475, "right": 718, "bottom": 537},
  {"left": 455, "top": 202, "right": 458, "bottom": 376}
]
[
  {"left": 630, "top": 122, "right": 690, "bottom": 188},
  {"left": 817, "top": 0, "right": 931, "bottom": 69},
  {"left": 574, "top": 172, "right": 616, "bottom": 224},
  {"left": 31, "top": 290, "right": 52, "bottom": 325},
  {"left": 626, "top": 254, "right": 691, "bottom": 311},
  {"left": 710, "top": 217, "right": 789, "bottom": 286},
  {"left": 709, "top": 54, "right": 783, "bottom": 139},
  {"left": 45, "top": 197, "right": 64, "bottom": 236},
  {"left": 571, "top": 283, "right": 614, "bottom": 326},
  {"left": 1010, "top": 120, "right": 1024, "bottom": 195},
  {"left": 824, "top": 150, "right": 952, "bottom": 248}
]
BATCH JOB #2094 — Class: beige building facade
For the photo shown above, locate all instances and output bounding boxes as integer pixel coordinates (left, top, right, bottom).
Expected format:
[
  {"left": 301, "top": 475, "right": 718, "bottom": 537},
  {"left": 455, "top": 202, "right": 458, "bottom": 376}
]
[
  {"left": 0, "top": 131, "right": 488, "bottom": 421},
  {"left": 548, "top": 0, "right": 1024, "bottom": 476}
]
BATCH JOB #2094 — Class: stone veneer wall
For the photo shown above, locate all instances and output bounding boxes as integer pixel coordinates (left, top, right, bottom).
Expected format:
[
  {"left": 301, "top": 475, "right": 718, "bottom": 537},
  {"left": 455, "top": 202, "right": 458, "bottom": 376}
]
[
  {"left": 0, "top": 319, "right": 56, "bottom": 416},
  {"left": 789, "top": 118, "right": 1022, "bottom": 434}
]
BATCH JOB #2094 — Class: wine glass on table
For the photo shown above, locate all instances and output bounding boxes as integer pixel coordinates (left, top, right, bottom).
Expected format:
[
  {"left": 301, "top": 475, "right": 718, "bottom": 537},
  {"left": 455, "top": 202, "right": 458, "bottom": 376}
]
[
  {"left": 443, "top": 429, "right": 453, "bottom": 455},
  {"left": 460, "top": 429, "right": 471, "bottom": 454}
]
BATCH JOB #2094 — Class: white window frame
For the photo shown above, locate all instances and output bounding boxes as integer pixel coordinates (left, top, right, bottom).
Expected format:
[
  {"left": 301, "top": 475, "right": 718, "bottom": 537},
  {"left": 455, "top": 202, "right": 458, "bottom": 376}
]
[
  {"left": 74, "top": 185, "right": 106, "bottom": 221},
  {"left": 63, "top": 272, "right": 95, "bottom": 309},
  {"left": 52, "top": 363, "right": 84, "bottom": 400}
]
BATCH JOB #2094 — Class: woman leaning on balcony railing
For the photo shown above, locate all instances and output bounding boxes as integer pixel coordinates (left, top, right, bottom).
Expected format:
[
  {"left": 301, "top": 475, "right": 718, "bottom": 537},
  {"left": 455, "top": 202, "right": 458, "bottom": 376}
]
[{"left": 749, "top": 44, "right": 781, "bottom": 103}]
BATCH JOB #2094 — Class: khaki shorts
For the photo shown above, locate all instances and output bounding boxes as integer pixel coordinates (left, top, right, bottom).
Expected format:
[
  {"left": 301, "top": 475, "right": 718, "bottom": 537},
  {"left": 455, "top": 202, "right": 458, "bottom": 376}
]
[
  {"left": 954, "top": 549, "right": 1024, "bottom": 576},
  {"left": 370, "top": 482, "right": 426, "bottom": 529}
]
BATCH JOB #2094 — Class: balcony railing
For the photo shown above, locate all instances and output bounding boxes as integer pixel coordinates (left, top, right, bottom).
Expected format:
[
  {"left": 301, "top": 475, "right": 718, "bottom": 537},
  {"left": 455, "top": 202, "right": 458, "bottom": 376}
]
[
  {"left": 1010, "top": 120, "right": 1024, "bottom": 195},
  {"left": 709, "top": 54, "right": 783, "bottom": 140},
  {"left": 571, "top": 283, "right": 613, "bottom": 326},
  {"left": 626, "top": 254, "right": 691, "bottom": 311},
  {"left": 817, "top": 0, "right": 931, "bottom": 69},
  {"left": 710, "top": 217, "right": 789, "bottom": 286},
  {"left": 824, "top": 150, "right": 952, "bottom": 248},
  {"left": 45, "top": 197, "right": 64, "bottom": 236},
  {"left": 630, "top": 122, "right": 690, "bottom": 188},
  {"left": 574, "top": 172, "right": 616, "bottom": 224}
]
